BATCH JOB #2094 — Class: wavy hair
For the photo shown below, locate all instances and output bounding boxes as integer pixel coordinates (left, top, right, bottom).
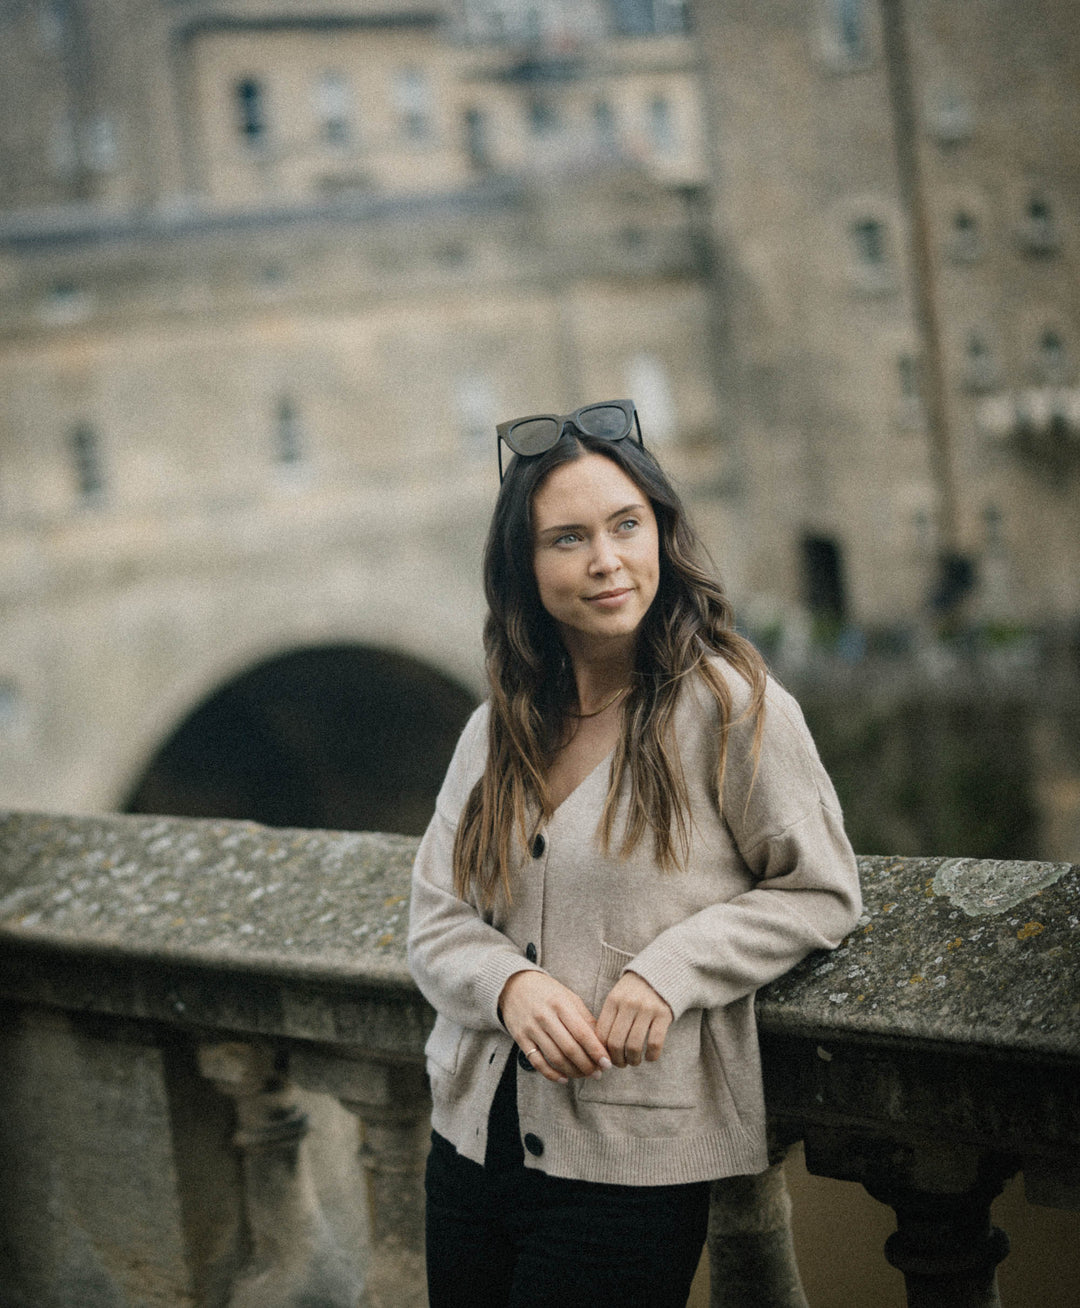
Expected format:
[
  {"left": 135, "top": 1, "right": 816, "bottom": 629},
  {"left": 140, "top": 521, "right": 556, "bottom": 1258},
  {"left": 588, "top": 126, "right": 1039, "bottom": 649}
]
[{"left": 452, "top": 432, "right": 767, "bottom": 907}]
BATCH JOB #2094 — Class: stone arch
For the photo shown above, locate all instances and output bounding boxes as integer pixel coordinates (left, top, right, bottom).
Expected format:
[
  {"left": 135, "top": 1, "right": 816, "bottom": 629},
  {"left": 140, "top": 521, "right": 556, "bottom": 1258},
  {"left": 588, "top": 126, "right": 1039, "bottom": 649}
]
[{"left": 123, "top": 644, "right": 478, "bottom": 836}]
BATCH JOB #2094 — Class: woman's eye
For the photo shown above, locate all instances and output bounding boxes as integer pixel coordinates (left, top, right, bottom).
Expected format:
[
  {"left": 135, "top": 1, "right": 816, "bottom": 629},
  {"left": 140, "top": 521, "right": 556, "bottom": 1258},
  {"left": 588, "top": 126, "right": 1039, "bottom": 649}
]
[
  {"left": 617, "top": 518, "right": 639, "bottom": 532},
  {"left": 554, "top": 533, "right": 581, "bottom": 546}
]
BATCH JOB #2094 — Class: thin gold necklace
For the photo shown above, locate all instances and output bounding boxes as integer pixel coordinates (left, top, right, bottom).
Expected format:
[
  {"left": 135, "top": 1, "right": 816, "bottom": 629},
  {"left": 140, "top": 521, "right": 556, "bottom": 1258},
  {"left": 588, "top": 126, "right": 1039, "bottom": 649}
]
[{"left": 573, "top": 685, "right": 631, "bottom": 718}]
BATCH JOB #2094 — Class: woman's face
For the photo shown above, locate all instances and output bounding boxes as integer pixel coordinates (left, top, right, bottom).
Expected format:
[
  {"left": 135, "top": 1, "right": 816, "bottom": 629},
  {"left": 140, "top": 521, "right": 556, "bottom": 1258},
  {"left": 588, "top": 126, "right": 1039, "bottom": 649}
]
[{"left": 531, "top": 452, "right": 660, "bottom": 660}]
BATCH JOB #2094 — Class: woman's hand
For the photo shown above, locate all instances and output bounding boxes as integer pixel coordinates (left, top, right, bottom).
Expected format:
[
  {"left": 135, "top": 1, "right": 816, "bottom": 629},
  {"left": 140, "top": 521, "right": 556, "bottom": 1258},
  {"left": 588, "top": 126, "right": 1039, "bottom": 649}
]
[
  {"left": 596, "top": 971, "right": 673, "bottom": 1068},
  {"left": 499, "top": 971, "right": 613, "bottom": 1085}
]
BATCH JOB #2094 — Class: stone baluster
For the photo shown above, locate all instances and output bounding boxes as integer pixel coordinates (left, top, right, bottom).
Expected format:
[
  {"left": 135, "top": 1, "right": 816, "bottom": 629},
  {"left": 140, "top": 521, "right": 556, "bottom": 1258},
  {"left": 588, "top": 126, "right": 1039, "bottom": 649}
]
[
  {"left": 806, "top": 1129, "right": 1016, "bottom": 1308},
  {"left": 865, "top": 1167, "right": 1013, "bottom": 1308},
  {"left": 198, "top": 1041, "right": 363, "bottom": 1308},
  {"left": 289, "top": 1049, "right": 430, "bottom": 1308},
  {"left": 709, "top": 1147, "right": 809, "bottom": 1308}
]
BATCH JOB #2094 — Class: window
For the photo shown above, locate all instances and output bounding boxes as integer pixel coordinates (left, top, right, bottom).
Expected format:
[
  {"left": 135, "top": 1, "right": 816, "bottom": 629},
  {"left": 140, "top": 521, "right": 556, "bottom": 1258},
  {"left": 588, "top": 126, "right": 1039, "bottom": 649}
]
[
  {"left": 625, "top": 354, "right": 675, "bottom": 443},
  {"left": 70, "top": 423, "right": 104, "bottom": 502},
  {"left": 393, "top": 69, "right": 433, "bottom": 141},
  {"left": 851, "top": 217, "right": 886, "bottom": 267},
  {"left": 49, "top": 109, "right": 78, "bottom": 177},
  {"left": 1037, "top": 329, "right": 1068, "bottom": 384},
  {"left": 897, "top": 354, "right": 919, "bottom": 400},
  {"left": 236, "top": 77, "right": 266, "bottom": 145},
  {"left": 274, "top": 397, "right": 303, "bottom": 466},
  {"left": 833, "top": 0, "right": 866, "bottom": 60},
  {"left": 927, "top": 86, "right": 974, "bottom": 145},
  {"left": 897, "top": 354, "right": 924, "bottom": 425},
  {"left": 983, "top": 504, "right": 1004, "bottom": 551},
  {"left": 314, "top": 72, "right": 353, "bottom": 147},
  {"left": 647, "top": 96, "right": 675, "bottom": 155},
  {"left": 609, "top": 0, "right": 688, "bottom": 37},
  {"left": 593, "top": 100, "right": 617, "bottom": 157},
  {"left": 455, "top": 372, "right": 495, "bottom": 455},
  {"left": 1020, "top": 194, "right": 1059, "bottom": 256},
  {"left": 948, "top": 210, "right": 981, "bottom": 262},
  {"left": 0, "top": 679, "right": 19, "bottom": 727},
  {"left": 84, "top": 114, "right": 118, "bottom": 173},
  {"left": 464, "top": 107, "right": 489, "bottom": 169},
  {"left": 528, "top": 98, "right": 559, "bottom": 136},
  {"left": 801, "top": 535, "right": 847, "bottom": 624},
  {"left": 964, "top": 334, "right": 997, "bottom": 393}
]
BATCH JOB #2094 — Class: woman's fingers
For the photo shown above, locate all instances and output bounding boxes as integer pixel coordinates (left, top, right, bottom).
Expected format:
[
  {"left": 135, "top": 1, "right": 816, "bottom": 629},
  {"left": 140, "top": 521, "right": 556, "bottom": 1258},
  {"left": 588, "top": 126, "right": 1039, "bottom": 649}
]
[
  {"left": 596, "top": 971, "right": 673, "bottom": 1068},
  {"left": 499, "top": 970, "right": 611, "bottom": 1081}
]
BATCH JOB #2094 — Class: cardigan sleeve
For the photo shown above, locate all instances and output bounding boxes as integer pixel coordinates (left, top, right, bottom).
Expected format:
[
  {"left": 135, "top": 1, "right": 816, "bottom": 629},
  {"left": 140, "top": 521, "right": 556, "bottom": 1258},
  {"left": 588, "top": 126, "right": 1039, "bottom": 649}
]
[
  {"left": 407, "top": 704, "right": 545, "bottom": 1031},
  {"left": 623, "top": 675, "right": 862, "bottom": 1021}
]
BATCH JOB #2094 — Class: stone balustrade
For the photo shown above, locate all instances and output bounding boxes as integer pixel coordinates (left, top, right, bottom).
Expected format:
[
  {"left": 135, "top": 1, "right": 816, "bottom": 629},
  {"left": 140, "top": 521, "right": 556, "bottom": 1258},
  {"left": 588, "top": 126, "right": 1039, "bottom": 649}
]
[{"left": 0, "top": 811, "right": 1076, "bottom": 1308}]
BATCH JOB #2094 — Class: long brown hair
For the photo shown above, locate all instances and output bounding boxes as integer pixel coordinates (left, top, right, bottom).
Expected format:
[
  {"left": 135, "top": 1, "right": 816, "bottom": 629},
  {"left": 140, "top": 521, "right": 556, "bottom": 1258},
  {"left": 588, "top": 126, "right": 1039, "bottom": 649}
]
[{"left": 453, "top": 431, "right": 767, "bottom": 907}]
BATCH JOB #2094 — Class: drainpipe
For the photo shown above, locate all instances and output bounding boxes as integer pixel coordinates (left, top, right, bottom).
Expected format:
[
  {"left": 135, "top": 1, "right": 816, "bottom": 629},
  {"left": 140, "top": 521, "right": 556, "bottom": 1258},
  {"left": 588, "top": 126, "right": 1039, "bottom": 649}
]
[{"left": 878, "top": 0, "right": 967, "bottom": 605}]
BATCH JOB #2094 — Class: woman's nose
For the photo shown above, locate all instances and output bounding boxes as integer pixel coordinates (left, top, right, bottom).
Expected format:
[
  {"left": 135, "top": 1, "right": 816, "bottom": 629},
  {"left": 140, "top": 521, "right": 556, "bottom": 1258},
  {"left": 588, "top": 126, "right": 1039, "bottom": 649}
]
[{"left": 588, "top": 537, "right": 619, "bottom": 573}]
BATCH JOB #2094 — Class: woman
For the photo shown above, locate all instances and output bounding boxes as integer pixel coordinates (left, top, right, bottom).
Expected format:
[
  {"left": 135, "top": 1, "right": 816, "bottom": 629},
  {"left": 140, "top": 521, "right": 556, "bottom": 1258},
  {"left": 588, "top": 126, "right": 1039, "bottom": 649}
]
[{"left": 407, "top": 400, "right": 861, "bottom": 1307}]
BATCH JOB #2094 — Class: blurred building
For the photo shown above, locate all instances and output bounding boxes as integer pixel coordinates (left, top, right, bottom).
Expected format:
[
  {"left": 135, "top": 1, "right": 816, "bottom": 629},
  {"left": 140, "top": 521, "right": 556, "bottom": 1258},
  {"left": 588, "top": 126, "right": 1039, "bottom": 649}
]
[
  {"left": 0, "top": 0, "right": 1077, "bottom": 847},
  {"left": 693, "top": 0, "right": 1080, "bottom": 632},
  {"left": 0, "top": 0, "right": 719, "bottom": 823}
]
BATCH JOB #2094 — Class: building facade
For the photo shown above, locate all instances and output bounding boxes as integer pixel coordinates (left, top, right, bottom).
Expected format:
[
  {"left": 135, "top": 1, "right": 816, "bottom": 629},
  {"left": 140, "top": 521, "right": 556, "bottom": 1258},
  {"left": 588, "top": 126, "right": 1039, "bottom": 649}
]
[
  {"left": 0, "top": 0, "right": 1077, "bottom": 845},
  {"left": 0, "top": 0, "right": 722, "bottom": 822}
]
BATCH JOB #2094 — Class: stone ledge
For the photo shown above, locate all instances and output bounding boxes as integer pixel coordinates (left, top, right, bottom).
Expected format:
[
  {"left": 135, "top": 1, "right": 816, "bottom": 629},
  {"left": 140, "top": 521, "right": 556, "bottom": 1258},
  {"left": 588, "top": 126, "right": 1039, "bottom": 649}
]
[{"left": 1, "top": 812, "right": 1077, "bottom": 1064}]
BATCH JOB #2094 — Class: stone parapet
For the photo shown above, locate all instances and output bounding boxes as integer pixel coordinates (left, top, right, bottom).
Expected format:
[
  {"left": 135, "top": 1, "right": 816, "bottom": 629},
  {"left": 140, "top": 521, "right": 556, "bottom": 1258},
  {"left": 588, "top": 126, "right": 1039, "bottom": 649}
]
[{"left": 0, "top": 811, "right": 1077, "bottom": 1307}]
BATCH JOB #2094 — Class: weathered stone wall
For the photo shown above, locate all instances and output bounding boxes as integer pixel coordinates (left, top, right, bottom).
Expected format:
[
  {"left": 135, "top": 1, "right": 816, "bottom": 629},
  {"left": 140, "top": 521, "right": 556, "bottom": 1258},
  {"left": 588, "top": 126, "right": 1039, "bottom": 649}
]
[{"left": 0, "top": 810, "right": 1077, "bottom": 1307}]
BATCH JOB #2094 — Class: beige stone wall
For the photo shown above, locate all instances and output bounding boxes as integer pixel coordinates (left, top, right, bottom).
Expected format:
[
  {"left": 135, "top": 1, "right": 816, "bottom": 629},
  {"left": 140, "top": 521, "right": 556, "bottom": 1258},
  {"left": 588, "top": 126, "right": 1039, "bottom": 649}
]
[{"left": 692, "top": 0, "right": 1080, "bottom": 626}]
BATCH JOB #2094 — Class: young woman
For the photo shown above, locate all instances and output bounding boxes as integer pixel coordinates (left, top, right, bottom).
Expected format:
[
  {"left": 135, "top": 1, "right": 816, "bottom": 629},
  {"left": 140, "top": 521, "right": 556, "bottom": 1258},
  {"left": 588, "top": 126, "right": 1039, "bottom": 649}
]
[{"left": 407, "top": 400, "right": 861, "bottom": 1307}]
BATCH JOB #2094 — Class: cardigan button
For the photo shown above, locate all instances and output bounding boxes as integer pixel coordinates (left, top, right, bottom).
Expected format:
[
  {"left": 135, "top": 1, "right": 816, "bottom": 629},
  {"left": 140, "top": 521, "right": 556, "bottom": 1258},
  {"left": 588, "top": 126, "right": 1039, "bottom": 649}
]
[
  {"left": 525, "top": 941, "right": 538, "bottom": 963},
  {"left": 523, "top": 1133, "right": 544, "bottom": 1157},
  {"left": 517, "top": 1048, "right": 535, "bottom": 1073},
  {"left": 530, "top": 832, "right": 546, "bottom": 859}
]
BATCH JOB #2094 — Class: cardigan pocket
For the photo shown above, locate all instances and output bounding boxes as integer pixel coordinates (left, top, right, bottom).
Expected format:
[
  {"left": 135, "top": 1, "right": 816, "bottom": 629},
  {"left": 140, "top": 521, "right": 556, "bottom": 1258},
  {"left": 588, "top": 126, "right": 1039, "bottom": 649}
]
[
  {"left": 578, "top": 942, "right": 699, "bottom": 1109},
  {"left": 424, "top": 1013, "right": 465, "bottom": 1088}
]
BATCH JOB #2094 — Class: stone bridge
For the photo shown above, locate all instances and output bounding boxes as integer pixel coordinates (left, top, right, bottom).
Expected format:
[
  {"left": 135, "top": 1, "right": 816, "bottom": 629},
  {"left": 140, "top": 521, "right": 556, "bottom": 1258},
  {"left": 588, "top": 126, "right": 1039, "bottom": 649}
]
[{"left": 0, "top": 811, "right": 1076, "bottom": 1307}]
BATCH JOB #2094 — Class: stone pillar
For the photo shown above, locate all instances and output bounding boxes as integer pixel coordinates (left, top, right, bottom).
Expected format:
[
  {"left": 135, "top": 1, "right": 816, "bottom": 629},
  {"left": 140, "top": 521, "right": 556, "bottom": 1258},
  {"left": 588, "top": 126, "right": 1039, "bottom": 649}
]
[
  {"left": 709, "top": 1155, "right": 809, "bottom": 1308},
  {"left": 198, "top": 1041, "right": 363, "bottom": 1308},
  {"left": 289, "top": 1050, "right": 430, "bottom": 1308}
]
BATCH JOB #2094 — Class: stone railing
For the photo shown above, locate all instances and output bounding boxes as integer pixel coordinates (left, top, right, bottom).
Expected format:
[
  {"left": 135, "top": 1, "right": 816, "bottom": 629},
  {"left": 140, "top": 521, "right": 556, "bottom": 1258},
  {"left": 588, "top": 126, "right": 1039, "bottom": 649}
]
[{"left": 0, "top": 811, "right": 1076, "bottom": 1308}]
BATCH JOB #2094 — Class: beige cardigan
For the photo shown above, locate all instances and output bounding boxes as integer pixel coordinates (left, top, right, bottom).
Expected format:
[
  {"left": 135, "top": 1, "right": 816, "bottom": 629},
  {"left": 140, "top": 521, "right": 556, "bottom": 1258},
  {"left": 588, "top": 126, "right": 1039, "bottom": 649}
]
[{"left": 407, "top": 659, "right": 861, "bottom": 1186}]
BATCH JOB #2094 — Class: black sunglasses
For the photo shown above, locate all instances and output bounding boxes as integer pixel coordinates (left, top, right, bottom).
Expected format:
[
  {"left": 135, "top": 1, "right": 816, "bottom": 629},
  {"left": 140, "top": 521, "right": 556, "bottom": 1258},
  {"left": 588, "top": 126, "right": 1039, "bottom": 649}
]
[{"left": 495, "top": 399, "right": 643, "bottom": 482}]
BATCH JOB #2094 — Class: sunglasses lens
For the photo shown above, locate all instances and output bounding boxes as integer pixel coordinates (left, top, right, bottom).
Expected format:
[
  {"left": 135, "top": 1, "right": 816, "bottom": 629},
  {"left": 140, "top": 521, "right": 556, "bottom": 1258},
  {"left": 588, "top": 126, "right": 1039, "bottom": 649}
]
[
  {"left": 507, "top": 417, "right": 560, "bottom": 455},
  {"left": 576, "top": 405, "right": 630, "bottom": 439}
]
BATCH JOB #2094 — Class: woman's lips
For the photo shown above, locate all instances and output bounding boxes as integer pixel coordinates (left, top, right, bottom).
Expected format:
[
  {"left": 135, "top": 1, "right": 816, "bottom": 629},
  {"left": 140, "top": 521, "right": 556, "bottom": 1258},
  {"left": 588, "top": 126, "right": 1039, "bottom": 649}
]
[{"left": 586, "top": 588, "right": 632, "bottom": 607}]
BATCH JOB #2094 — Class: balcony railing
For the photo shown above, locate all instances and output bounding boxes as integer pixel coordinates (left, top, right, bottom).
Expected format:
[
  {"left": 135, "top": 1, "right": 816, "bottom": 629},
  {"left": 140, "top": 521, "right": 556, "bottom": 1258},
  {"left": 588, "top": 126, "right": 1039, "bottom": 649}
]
[{"left": 0, "top": 810, "right": 1076, "bottom": 1308}]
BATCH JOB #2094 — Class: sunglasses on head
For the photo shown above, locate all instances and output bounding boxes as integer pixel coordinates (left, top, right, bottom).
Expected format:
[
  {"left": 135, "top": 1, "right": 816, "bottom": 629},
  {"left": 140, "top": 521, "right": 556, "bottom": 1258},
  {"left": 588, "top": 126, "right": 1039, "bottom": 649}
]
[{"left": 496, "top": 399, "right": 643, "bottom": 482}]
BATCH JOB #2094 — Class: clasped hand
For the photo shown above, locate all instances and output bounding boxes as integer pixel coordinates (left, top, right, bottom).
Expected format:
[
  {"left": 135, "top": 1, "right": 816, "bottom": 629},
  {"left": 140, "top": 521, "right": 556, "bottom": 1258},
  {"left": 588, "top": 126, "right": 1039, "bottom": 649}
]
[{"left": 499, "top": 968, "right": 673, "bottom": 1085}]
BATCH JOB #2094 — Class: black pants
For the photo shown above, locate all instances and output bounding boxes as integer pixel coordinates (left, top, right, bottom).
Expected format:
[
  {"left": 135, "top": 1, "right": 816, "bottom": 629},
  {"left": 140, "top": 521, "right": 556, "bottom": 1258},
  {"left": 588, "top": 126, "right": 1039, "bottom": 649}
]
[{"left": 424, "top": 1054, "right": 710, "bottom": 1308}]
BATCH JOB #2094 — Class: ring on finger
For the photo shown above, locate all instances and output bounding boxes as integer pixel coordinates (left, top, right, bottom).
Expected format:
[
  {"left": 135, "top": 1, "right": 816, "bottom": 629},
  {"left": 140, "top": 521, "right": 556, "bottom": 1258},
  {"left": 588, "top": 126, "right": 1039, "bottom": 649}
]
[{"left": 524, "top": 1047, "right": 539, "bottom": 1059}]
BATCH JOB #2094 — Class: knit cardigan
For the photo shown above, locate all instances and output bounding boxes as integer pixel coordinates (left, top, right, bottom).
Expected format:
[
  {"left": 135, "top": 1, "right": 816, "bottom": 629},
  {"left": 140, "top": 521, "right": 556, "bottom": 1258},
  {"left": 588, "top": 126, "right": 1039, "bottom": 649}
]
[{"left": 407, "top": 659, "right": 861, "bottom": 1186}]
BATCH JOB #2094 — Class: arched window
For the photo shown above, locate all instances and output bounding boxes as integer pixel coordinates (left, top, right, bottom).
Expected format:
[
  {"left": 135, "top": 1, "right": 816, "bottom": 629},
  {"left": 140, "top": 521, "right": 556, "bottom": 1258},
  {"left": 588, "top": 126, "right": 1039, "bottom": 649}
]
[{"left": 236, "top": 77, "right": 266, "bottom": 144}]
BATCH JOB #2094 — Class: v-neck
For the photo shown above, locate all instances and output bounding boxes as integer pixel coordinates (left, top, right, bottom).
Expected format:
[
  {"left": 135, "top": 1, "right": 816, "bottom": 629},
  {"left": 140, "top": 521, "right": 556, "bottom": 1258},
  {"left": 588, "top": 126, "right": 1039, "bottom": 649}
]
[{"left": 549, "top": 744, "right": 616, "bottom": 819}]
